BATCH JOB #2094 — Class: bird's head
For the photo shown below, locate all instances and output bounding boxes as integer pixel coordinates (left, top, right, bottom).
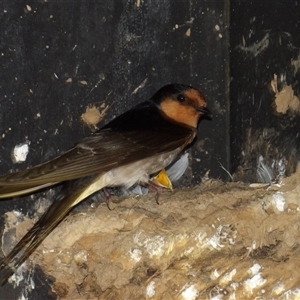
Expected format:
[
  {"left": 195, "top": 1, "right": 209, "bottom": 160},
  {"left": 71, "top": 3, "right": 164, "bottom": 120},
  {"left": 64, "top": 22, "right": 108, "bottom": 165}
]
[{"left": 151, "top": 84, "right": 211, "bottom": 128}]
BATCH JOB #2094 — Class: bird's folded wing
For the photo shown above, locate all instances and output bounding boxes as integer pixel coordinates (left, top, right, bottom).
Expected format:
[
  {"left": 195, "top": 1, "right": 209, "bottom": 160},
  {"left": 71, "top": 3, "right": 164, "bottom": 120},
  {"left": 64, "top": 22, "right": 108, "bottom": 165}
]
[{"left": 0, "top": 125, "right": 194, "bottom": 197}]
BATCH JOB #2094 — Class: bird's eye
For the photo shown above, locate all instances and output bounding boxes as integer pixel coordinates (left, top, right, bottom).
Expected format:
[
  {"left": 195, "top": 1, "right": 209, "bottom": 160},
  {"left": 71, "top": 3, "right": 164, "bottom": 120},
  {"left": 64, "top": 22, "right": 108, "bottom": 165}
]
[{"left": 177, "top": 94, "right": 186, "bottom": 102}]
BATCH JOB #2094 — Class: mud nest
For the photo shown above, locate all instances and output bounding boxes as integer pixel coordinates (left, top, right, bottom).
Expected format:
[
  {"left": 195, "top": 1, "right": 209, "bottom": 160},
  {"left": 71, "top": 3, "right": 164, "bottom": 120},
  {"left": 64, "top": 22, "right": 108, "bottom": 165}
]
[{"left": 3, "top": 167, "right": 300, "bottom": 299}]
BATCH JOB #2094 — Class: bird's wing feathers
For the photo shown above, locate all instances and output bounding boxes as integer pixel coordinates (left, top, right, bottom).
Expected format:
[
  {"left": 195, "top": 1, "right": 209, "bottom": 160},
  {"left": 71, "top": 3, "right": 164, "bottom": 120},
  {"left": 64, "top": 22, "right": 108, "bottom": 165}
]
[{"left": 0, "top": 103, "right": 194, "bottom": 197}]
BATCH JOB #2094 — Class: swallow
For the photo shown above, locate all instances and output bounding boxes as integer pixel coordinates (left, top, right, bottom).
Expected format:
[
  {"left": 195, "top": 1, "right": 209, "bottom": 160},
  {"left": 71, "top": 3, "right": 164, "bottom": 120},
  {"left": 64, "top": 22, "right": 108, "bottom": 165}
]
[{"left": 0, "top": 83, "right": 211, "bottom": 285}]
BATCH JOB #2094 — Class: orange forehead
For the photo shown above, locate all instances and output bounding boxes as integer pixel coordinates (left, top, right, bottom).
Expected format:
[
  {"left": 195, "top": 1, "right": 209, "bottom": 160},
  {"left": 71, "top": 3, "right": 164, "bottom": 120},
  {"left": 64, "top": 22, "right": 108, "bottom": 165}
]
[{"left": 184, "top": 89, "right": 207, "bottom": 107}]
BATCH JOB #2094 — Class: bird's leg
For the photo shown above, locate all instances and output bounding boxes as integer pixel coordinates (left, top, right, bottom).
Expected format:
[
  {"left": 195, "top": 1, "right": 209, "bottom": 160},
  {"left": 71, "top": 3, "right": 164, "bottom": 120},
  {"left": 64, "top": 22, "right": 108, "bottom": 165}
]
[
  {"left": 148, "top": 169, "right": 173, "bottom": 204},
  {"left": 101, "top": 188, "right": 115, "bottom": 210},
  {"left": 147, "top": 181, "right": 166, "bottom": 204}
]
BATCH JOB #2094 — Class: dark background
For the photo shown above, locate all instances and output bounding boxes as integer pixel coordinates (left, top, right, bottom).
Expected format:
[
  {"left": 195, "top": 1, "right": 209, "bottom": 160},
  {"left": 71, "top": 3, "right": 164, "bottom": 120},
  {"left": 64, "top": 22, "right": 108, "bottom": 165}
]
[
  {"left": 0, "top": 1, "right": 229, "bottom": 183},
  {"left": 230, "top": 1, "right": 300, "bottom": 182},
  {"left": 0, "top": 0, "right": 299, "bottom": 297}
]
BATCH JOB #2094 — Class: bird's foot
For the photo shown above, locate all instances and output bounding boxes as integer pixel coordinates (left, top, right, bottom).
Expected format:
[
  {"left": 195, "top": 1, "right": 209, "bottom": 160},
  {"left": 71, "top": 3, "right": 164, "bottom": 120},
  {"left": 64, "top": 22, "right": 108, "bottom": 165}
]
[{"left": 147, "top": 181, "right": 165, "bottom": 204}]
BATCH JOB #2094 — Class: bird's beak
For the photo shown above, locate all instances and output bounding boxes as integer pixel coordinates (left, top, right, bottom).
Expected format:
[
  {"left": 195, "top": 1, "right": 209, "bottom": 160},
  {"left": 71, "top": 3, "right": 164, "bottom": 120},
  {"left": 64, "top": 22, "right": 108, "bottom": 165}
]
[{"left": 197, "top": 106, "right": 212, "bottom": 120}]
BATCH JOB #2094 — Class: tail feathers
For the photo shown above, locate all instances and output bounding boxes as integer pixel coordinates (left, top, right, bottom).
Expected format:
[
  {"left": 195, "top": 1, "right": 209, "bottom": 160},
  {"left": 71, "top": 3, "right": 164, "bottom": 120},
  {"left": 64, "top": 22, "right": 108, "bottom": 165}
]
[
  {"left": 0, "top": 201, "right": 73, "bottom": 285},
  {"left": 0, "top": 265, "right": 15, "bottom": 286},
  {"left": 0, "top": 178, "right": 92, "bottom": 285},
  {"left": 0, "top": 173, "right": 104, "bottom": 285},
  {"left": 0, "top": 224, "right": 41, "bottom": 285}
]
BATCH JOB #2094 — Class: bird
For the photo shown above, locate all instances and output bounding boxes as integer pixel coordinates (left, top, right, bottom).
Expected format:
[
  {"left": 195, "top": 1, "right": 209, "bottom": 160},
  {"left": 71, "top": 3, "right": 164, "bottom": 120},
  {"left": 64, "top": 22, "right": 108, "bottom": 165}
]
[{"left": 0, "top": 83, "right": 211, "bottom": 285}]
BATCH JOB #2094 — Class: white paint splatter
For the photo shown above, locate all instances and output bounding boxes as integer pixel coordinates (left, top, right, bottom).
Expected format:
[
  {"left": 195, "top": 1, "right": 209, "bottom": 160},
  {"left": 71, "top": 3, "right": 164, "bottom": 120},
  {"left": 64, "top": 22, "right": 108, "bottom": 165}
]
[
  {"left": 11, "top": 210, "right": 25, "bottom": 225},
  {"left": 13, "top": 210, "right": 23, "bottom": 218},
  {"left": 181, "top": 284, "right": 199, "bottom": 300},
  {"left": 42, "top": 249, "right": 55, "bottom": 254},
  {"left": 272, "top": 283, "right": 285, "bottom": 295},
  {"left": 208, "top": 285, "right": 229, "bottom": 299},
  {"left": 12, "top": 141, "right": 29, "bottom": 163},
  {"left": 230, "top": 282, "right": 239, "bottom": 290},
  {"left": 220, "top": 269, "right": 236, "bottom": 285},
  {"left": 211, "top": 269, "right": 220, "bottom": 280},
  {"left": 146, "top": 281, "right": 155, "bottom": 298},
  {"left": 74, "top": 250, "right": 88, "bottom": 263},
  {"left": 272, "top": 193, "right": 286, "bottom": 212},
  {"left": 183, "top": 246, "right": 194, "bottom": 256},
  {"left": 10, "top": 262, "right": 27, "bottom": 286},
  {"left": 248, "top": 263, "right": 261, "bottom": 275},
  {"left": 133, "top": 231, "right": 165, "bottom": 258},
  {"left": 282, "top": 288, "right": 300, "bottom": 299},
  {"left": 207, "top": 225, "right": 224, "bottom": 248},
  {"left": 243, "top": 264, "right": 266, "bottom": 294},
  {"left": 228, "top": 292, "right": 236, "bottom": 300},
  {"left": 243, "top": 274, "right": 266, "bottom": 294},
  {"left": 129, "top": 248, "right": 142, "bottom": 262},
  {"left": 145, "top": 236, "right": 165, "bottom": 257},
  {"left": 206, "top": 224, "right": 236, "bottom": 248}
]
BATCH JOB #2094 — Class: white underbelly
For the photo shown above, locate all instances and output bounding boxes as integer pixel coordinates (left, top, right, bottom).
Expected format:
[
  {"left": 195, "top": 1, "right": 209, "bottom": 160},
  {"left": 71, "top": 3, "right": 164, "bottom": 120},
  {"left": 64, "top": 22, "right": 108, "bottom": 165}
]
[
  {"left": 102, "top": 148, "right": 181, "bottom": 188},
  {"left": 71, "top": 148, "right": 181, "bottom": 207}
]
